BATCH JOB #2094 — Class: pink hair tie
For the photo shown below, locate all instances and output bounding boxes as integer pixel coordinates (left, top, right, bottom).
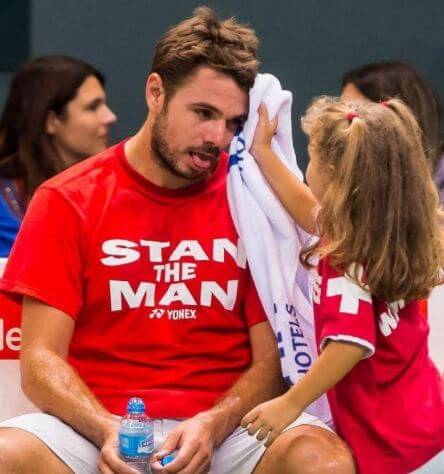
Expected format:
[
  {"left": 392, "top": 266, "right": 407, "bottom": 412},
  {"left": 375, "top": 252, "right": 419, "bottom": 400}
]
[{"left": 346, "top": 111, "right": 359, "bottom": 122}]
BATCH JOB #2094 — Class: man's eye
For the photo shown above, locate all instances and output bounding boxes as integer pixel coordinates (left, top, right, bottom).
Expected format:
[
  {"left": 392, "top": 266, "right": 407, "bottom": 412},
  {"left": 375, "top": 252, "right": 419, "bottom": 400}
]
[
  {"left": 196, "top": 109, "right": 213, "bottom": 119},
  {"left": 227, "top": 119, "right": 244, "bottom": 133}
]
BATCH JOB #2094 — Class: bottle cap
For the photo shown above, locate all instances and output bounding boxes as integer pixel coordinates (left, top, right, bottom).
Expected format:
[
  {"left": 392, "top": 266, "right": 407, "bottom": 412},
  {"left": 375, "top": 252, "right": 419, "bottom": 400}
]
[
  {"left": 127, "top": 397, "right": 145, "bottom": 414},
  {"left": 161, "top": 454, "right": 176, "bottom": 466}
]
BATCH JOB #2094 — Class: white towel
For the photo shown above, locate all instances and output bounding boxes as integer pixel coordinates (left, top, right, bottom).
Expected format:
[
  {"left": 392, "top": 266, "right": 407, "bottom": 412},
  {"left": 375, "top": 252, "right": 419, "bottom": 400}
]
[{"left": 227, "top": 73, "right": 331, "bottom": 424}]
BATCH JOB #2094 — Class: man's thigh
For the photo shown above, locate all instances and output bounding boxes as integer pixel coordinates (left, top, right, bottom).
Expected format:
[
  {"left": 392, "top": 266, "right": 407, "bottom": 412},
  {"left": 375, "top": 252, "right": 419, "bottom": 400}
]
[
  {"left": 0, "top": 413, "right": 99, "bottom": 474},
  {"left": 212, "top": 412, "right": 333, "bottom": 474}
]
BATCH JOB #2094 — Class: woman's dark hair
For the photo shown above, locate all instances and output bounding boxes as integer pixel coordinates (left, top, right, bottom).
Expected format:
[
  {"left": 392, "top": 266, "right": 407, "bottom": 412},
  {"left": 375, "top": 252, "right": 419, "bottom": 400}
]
[
  {"left": 0, "top": 55, "right": 105, "bottom": 197},
  {"left": 342, "top": 61, "right": 443, "bottom": 169}
]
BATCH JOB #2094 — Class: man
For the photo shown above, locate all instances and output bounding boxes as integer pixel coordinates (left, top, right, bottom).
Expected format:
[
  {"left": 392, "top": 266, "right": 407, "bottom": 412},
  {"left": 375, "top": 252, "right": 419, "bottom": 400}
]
[{"left": 0, "top": 7, "right": 354, "bottom": 474}]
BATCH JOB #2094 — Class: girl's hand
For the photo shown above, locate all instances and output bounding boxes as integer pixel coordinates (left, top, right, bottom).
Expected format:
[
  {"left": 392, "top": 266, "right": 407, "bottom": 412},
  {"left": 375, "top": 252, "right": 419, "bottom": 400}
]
[
  {"left": 241, "top": 393, "right": 303, "bottom": 447},
  {"left": 250, "top": 103, "right": 278, "bottom": 162}
]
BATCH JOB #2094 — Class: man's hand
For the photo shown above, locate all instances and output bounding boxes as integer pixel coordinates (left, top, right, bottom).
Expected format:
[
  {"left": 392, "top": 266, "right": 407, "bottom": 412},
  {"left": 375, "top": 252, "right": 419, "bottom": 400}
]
[
  {"left": 241, "top": 393, "right": 302, "bottom": 448},
  {"left": 150, "top": 321, "right": 284, "bottom": 473},
  {"left": 96, "top": 423, "right": 140, "bottom": 474},
  {"left": 151, "top": 413, "right": 216, "bottom": 474}
]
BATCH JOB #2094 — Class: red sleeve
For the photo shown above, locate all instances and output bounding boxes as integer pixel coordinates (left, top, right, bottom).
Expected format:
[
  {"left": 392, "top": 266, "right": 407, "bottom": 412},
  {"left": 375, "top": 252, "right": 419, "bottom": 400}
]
[
  {"left": 317, "top": 259, "right": 376, "bottom": 357},
  {"left": 243, "top": 270, "right": 268, "bottom": 327},
  {"left": 0, "top": 186, "right": 83, "bottom": 319}
]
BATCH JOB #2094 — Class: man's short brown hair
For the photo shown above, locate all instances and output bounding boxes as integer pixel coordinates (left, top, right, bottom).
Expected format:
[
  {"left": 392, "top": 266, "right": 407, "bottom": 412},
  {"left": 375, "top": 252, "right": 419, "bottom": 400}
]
[{"left": 151, "top": 6, "right": 259, "bottom": 97}]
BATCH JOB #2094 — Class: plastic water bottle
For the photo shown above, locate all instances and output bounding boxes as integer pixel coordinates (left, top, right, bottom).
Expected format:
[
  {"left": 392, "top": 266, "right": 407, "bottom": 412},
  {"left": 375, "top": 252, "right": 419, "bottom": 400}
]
[{"left": 119, "top": 397, "right": 154, "bottom": 473}]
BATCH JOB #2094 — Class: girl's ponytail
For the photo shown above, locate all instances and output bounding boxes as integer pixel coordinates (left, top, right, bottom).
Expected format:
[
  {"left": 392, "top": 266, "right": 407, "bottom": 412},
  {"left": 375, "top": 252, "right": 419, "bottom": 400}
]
[{"left": 301, "top": 96, "right": 444, "bottom": 302}]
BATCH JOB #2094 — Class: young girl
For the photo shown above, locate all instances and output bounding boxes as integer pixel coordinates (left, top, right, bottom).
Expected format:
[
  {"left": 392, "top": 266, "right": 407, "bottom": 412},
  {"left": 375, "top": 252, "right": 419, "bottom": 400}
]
[{"left": 242, "top": 97, "right": 444, "bottom": 473}]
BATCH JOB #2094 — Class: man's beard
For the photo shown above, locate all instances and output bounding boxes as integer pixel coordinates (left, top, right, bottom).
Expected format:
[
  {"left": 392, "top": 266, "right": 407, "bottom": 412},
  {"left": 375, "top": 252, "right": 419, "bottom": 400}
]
[{"left": 151, "top": 111, "right": 220, "bottom": 181}]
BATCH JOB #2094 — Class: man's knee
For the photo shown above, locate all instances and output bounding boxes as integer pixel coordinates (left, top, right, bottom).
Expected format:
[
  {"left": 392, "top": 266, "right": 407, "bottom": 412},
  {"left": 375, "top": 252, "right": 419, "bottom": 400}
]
[
  {"left": 0, "top": 427, "right": 72, "bottom": 474},
  {"left": 0, "top": 429, "right": 25, "bottom": 472},
  {"left": 279, "top": 430, "right": 355, "bottom": 474},
  {"left": 256, "top": 425, "right": 355, "bottom": 474}
]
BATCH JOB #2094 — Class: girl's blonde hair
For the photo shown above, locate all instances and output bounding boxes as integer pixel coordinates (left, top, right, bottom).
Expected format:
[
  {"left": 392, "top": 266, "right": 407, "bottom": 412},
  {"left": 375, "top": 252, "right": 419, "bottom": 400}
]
[{"left": 301, "top": 96, "right": 444, "bottom": 302}]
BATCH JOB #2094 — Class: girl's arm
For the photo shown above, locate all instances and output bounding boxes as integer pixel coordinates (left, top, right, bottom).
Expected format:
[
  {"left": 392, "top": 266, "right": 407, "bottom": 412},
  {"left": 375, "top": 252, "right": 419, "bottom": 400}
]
[
  {"left": 241, "top": 340, "right": 367, "bottom": 446},
  {"left": 285, "top": 340, "right": 366, "bottom": 411},
  {"left": 250, "top": 103, "right": 319, "bottom": 235}
]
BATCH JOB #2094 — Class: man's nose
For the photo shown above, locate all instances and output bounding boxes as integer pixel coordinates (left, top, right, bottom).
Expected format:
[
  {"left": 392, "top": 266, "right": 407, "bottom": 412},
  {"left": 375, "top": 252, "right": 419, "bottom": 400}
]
[{"left": 204, "top": 119, "right": 227, "bottom": 148}]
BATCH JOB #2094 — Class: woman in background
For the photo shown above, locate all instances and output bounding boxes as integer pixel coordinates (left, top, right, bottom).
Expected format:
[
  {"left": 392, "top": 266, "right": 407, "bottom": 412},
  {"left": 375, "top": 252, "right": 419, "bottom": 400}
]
[
  {"left": 0, "top": 55, "right": 116, "bottom": 257},
  {"left": 341, "top": 61, "right": 444, "bottom": 202}
]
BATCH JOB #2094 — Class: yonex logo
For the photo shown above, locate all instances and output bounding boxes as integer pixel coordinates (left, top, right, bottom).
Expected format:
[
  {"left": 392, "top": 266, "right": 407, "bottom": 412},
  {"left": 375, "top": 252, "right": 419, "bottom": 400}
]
[
  {"left": 149, "top": 309, "right": 165, "bottom": 319},
  {"left": 148, "top": 309, "right": 198, "bottom": 320}
]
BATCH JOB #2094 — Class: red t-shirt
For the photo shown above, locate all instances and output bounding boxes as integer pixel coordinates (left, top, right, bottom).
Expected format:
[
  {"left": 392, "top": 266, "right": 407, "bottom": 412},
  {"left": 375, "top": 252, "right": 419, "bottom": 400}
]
[
  {"left": 0, "top": 141, "right": 267, "bottom": 418},
  {"left": 313, "top": 257, "right": 444, "bottom": 473}
]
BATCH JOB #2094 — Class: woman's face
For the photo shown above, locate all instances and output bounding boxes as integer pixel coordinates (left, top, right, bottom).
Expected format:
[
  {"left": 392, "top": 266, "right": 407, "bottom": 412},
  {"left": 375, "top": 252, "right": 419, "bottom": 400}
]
[
  {"left": 341, "top": 83, "right": 370, "bottom": 103},
  {"left": 47, "top": 75, "right": 116, "bottom": 163}
]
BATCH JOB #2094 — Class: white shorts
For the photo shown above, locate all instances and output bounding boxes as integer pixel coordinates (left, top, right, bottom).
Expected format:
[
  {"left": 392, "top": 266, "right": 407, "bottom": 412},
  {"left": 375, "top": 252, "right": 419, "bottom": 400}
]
[{"left": 0, "top": 411, "right": 331, "bottom": 474}]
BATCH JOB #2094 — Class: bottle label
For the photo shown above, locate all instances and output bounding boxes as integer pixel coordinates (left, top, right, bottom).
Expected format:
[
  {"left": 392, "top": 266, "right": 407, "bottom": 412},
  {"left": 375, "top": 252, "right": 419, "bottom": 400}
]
[{"left": 119, "top": 433, "right": 154, "bottom": 457}]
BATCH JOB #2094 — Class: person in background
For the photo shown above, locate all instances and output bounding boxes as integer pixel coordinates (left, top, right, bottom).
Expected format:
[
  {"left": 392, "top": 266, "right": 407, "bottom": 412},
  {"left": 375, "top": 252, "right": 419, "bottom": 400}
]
[
  {"left": 0, "top": 55, "right": 116, "bottom": 257},
  {"left": 341, "top": 61, "right": 444, "bottom": 203}
]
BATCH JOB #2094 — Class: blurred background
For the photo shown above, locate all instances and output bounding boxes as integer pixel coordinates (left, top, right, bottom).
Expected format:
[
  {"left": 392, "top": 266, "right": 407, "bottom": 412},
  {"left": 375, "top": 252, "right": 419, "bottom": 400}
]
[{"left": 1, "top": 0, "right": 443, "bottom": 169}]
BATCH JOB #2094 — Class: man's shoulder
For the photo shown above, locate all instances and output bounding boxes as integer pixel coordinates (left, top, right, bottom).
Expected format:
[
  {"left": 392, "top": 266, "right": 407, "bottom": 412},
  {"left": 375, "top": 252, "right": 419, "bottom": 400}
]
[{"left": 43, "top": 142, "right": 123, "bottom": 192}]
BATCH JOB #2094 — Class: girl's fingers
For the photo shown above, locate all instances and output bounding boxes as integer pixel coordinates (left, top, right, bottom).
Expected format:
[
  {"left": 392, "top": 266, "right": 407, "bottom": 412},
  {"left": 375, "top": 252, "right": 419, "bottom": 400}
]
[
  {"left": 241, "top": 410, "right": 258, "bottom": 428},
  {"left": 258, "top": 102, "right": 269, "bottom": 121},
  {"left": 247, "top": 418, "right": 264, "bottom": 436},
  {"left": 270, "top": 116, "right": 279, "bottom": 133},
  {"left": 258, "top": 102, "right": 278, "bottom": 134},
  {"left": 264, "top": 429, "right": 280, "bottom": 448},
  {"left": 255, "top": 426, "right": 271, "bottom": 441}
]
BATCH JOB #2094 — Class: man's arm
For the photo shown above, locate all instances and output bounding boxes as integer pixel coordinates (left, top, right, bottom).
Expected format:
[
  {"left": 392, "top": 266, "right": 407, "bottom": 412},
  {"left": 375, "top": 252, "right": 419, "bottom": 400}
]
[
  {"left": 151, "top": 320, "right": 285, "bottom": 473},
  {"left": 20, "top": 296, "right": 137, "bottom": 474}
]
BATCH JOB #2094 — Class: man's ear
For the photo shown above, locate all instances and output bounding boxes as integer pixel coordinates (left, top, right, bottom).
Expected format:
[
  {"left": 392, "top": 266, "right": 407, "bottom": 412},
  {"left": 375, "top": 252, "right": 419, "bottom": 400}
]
[
  {"left": 45, "top": 110, "right": 60, "bottom": 135},
  {"left": 146, "top": 73, "right": 166, "bottom": 112}
]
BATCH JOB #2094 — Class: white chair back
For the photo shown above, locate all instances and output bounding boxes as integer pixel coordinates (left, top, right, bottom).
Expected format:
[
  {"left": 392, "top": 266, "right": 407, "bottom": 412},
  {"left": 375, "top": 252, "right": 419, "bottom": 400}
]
[{"left": 0, "top": 257, "right": 38, "bottom": 421}]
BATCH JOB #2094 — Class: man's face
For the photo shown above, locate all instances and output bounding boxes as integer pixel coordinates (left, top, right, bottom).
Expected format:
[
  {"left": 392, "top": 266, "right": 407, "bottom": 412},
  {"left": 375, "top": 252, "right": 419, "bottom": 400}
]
[{"left": 150, "top": 67, "right": 249, "bottom": 182}]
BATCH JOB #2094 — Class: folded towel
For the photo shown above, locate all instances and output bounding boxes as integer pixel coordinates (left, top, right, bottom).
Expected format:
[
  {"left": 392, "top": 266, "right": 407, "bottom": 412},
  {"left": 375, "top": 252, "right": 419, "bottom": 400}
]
[{"left": 227, "top": 73, "right": 331, "bottom": 424}]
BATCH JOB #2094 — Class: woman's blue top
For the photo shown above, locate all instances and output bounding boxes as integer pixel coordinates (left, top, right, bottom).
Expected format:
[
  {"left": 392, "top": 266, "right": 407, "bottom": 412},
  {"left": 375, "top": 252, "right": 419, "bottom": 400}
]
[{"left": 0, "top": 179, "right": 22, "bottom": 257}]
